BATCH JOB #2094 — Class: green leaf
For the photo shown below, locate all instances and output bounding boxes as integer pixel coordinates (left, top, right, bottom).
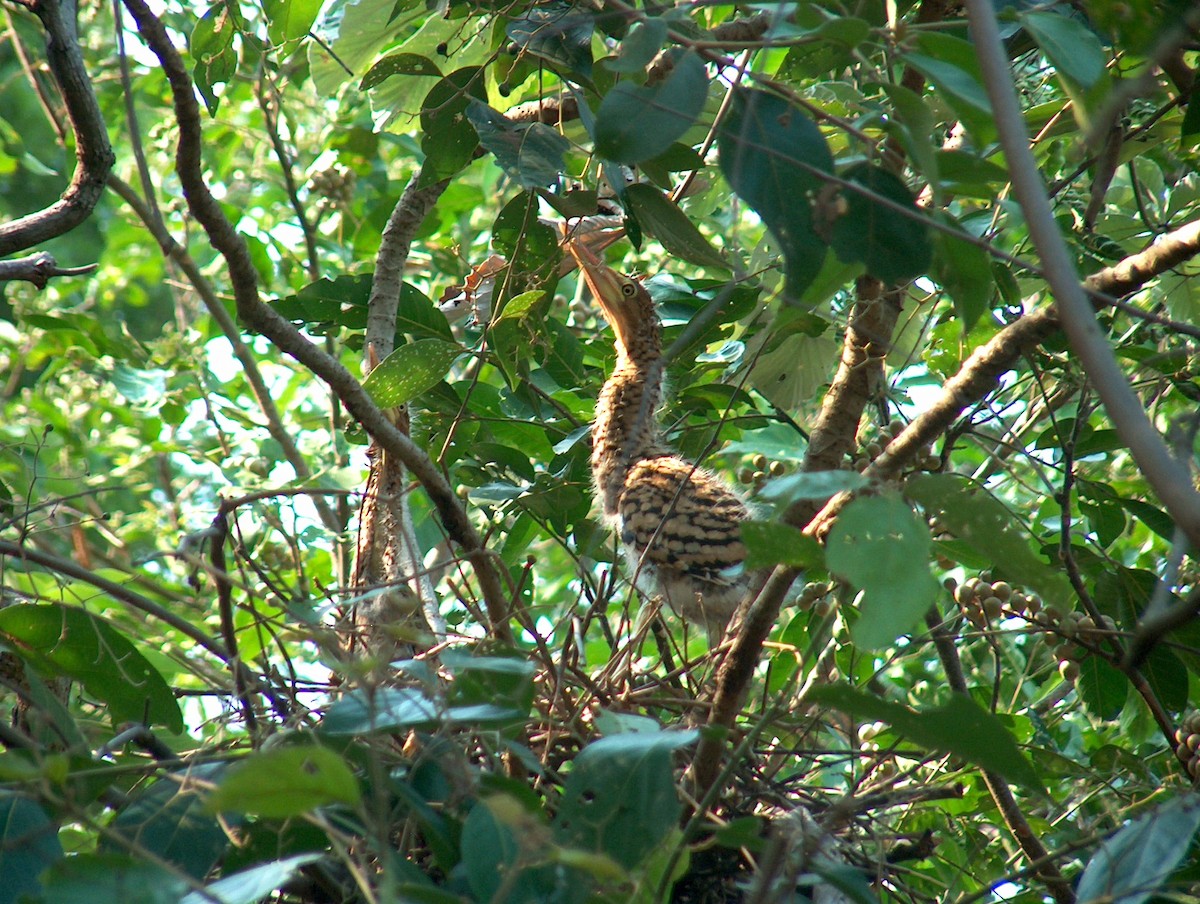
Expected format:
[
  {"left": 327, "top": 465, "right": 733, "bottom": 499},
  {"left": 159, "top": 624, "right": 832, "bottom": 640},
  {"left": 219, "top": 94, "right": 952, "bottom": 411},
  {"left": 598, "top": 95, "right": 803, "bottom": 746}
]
[
  {"left": 361, "top": 52, "right": 442, "bottom": 90},
  {"left": 461, "top": 798, "right": 587, "bottom": 903},
  {"left": 1076, "top": 656, "right": 1127, "bottom": 720},
  {"left": 37, "top": 854, "right": 185, "bottom": 904},
  {"left": 623, "top": 183, "right": 727, "bottom": 268},
  {"left": 104, "top": 765, "right": 231, "bottom": 880},
  {"left": 419, "top": 68, "right": 486, "bottom": 186},
  {"left": 830, "top": 163, "right": 932, "bottom": 284},
  {"left": 506, "top": 3, "right": 594, "bottom": 79},
  {"left": 363, "top": 339, "right": 463, "bottom": 408},
  {"left": 0, "top": 604, "right": 183, "bottom": 733},
  {"left": 758, "top": 470, "right": 868, "bottom": 505},
  {"left": 741, "top": 521, "right": 824, "bottom": 570},
  {"left": 321, "top": 687, "right": 439, "bottom": 735},
  {"left": 1141, "top": 648, "right": 1188, "bottom": 713},
  {"left": 810, "top": 685, "right": 1042, "bottom": 790},
  {"left": 1076, "top": 794, "right": 1200, "bottom": 904},
  {"left": 179, "top": 853, "right": 324, "bottom": 904},
  {"left": 553, "top": 730, "right": 697, "bottom": 870},
  {"left": 718, "top": 88, "right": 834, "bottom": 301},
  {"left": 605, "top": 18, "right": 668, "bottom": 74},
  {"left": 0, "top": 793, "right": 62, "bottom": 904},
  {"left": 190, "top": 4, "right": 240, "bottom": 116},
  {"left": 904, "top": 33, "right": 994, "bottom": 143},
  {"left": 208, "top": 745, "right": 361, "bottom": 817},
  {"left": 264, "top": 0, "right": 322, "bottom": 45},
  {"left": 594, "top": 50, "right": 709, "bottom": 164},
  {"left": 494, "top": 290, "right": 545, "bottom": 326},
  {"left": 826, "top": 495, "right": 940, "bottom": 649},
  {"left": 907, "top": 473, "right": 1073, "bottom": 606},
  {"left": 466, "top": 100, "right": 570, "bottom": 189},
  {"left": 1019, "top": 11, "right": 1107, "bottom": 90},
  {"left": 933, "top": 216, "right": 993, "bottom": 331}
]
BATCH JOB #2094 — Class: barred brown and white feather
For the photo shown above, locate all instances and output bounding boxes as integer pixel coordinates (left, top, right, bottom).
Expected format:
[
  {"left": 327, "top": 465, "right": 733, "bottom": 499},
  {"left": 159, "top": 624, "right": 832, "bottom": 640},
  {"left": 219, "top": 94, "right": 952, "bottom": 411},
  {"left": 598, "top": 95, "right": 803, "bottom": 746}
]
[{"left": 570, "top": 240, "right": 751, "bottom": 643}]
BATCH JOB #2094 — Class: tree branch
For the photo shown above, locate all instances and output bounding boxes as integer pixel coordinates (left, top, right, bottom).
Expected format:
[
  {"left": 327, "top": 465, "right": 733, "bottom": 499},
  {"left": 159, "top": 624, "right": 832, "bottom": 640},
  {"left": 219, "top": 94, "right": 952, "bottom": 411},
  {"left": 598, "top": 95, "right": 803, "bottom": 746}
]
[
  {"left": 0, "top": 0, "right": 114, "bottom": 256},
  {"left": 0, "top": 251, "right": 94, "bottom": 287}
]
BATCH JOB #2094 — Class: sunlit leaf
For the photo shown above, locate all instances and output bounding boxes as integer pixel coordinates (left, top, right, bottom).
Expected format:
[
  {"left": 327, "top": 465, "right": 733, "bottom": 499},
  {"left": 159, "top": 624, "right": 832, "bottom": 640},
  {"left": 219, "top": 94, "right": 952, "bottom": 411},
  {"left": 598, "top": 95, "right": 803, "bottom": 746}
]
[
  {"left": 826, "top": 495, "right": 940, "bottom": 649},
  {"left": 363, "top": 339, "right": 463, "bottom": 408},
  {"left": 179, "top": 853, "right": 324, "bottom": 904},
  {"left": 740, "top": 521, "right": 823, "bottom": 570},
  {"left": 208, "top": 745, "right": 361, "bottom": 817},
  {"left": 0, "top": 604, "right": 183, "bottom": 734}
]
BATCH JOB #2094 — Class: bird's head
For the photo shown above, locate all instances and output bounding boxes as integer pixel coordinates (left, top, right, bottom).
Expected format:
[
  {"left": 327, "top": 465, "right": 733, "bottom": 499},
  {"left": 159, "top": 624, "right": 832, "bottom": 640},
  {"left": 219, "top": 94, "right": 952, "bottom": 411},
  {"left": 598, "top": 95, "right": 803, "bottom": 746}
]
[{"left": 568, "top": 240, "right": 661, "bottom": 360}]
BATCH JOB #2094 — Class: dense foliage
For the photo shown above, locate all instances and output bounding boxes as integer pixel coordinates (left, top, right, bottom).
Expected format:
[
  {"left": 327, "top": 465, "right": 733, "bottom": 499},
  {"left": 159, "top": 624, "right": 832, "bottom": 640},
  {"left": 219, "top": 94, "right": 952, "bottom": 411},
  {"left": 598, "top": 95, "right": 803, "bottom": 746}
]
[{"left": 2, "top": 0, "right": 1200, "bottom": 901}]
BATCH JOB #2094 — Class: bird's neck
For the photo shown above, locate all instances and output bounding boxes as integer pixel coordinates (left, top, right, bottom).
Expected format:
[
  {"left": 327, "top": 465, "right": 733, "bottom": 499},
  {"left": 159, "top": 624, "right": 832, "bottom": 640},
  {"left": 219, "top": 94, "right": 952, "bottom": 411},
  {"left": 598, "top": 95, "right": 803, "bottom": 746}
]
[{"left": 592, "top": 352, "right": 668, "bottom": 516}]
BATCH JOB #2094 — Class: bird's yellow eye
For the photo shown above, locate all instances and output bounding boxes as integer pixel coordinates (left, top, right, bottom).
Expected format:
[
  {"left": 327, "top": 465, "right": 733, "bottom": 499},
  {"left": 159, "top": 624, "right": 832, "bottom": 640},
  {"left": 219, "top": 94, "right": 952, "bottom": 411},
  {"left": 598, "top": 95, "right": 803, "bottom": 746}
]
[{"left": 621, "top": 283, "right": 637, "bottom": 297}]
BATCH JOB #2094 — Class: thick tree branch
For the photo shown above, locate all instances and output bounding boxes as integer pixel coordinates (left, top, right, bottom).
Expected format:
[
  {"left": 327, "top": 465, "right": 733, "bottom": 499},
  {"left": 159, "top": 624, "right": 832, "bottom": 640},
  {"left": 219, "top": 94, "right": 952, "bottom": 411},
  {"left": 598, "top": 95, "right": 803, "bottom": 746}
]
[
  {"left": 122, "top": 0, "right": 513, "bottom": 642},
  {"left": 0, "top": 0, "right": 114, "bottom": 256},
  {"left": 966, "top": 0, "right": 1200, "bottom": 550}
]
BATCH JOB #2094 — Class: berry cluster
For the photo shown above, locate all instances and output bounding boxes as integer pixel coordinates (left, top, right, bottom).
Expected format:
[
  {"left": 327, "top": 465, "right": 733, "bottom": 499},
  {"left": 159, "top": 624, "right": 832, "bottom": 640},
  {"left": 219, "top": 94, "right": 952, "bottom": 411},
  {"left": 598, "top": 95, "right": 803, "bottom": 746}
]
[
  {"left": 1174, "top": 712, "right": 1200, "bottom": 780},
  {"left": 797, "top": 580, "right": 837, "bottom": 616},
  {"left": 951, "top": 574, "right": 1042, "bottom": 626},
  {"left": 738, "top": 453, "right": 788, "bottom": 493},
  {"left": 949, "top": 574, "right": 1119, "bottom": 684},
  {"left": 850, "top": 418, "right": 940, "bottom": 473},
  {"left": 309, "top": 165, "right": 356, "bottom": 211}
]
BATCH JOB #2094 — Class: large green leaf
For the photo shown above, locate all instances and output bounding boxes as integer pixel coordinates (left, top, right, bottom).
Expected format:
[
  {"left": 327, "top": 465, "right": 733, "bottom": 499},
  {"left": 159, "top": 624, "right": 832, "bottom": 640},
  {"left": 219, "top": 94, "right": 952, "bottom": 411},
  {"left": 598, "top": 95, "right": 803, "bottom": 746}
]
[
  {"left": 0, "top": 793, "right": 62, "bottom": 904},
  {"left": 717, "top": 88, "right": 834, "bottom": 301},
  {"left": 1076, "top": 794, "right": 1200, "bottom": 904},
  {"left": 264, "top": 0, "right": 322, "bottom": 45},
  {"left": 0, "top": 604, "right": 182, "bottom": 733},
  {"left": 623, "top": 183, "right": 728, "bottom": 268},
  {"left": 553, "top": 730, "right": 697, "bottom": 870},
  {"left": 1019, "top": 10, "right": 1107, "bottom": 90},
  {"left": 419, "top": 68, "right": 487, "bottom": 186},
  {"left": 190, "top": 4, "right": 240, "bottom": 115},
  {"left": 830, "top": 163, "right": 931, "bottom": 284},
  {"left": 362, "top": 338, "right": 463, "bottom": 408},
  {"left": 467, "top": 100, "right": 570, "bottom": 189},
  {"left": 207, "top": 745, "right": 361, "bottom": 818},
  {"left": 810, "top": 685, "right": 1042, "bottom": 790},
  {"left": 594, "top": 50, "right": 709, "bottom": 164},
  {"left": 826, "top": 495, "right": 940, "bottom": 649}
]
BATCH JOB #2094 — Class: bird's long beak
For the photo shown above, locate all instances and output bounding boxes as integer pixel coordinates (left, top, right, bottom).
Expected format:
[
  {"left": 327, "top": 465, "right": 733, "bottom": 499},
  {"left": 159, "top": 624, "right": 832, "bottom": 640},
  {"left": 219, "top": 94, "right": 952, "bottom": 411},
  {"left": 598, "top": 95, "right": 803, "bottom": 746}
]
[{"left": 567, "top": 240, "right": 627, "bottom": 319}]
